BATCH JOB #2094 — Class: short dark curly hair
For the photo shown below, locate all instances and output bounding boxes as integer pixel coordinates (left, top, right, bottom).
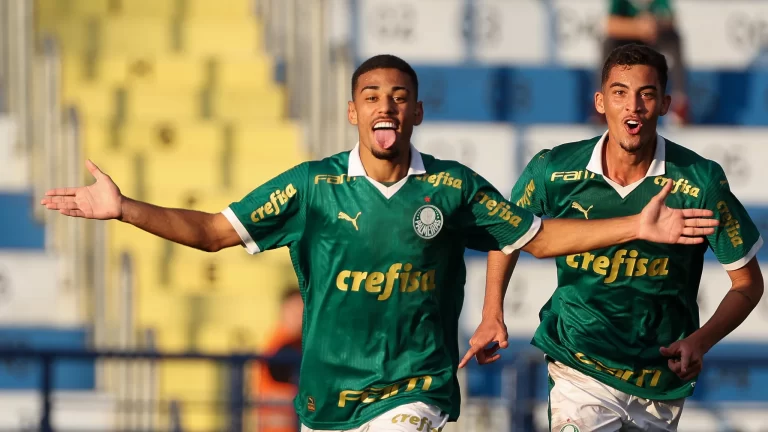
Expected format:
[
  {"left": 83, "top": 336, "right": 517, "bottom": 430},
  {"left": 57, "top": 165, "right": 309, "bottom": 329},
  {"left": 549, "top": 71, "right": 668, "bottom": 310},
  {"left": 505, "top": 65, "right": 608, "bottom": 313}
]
[
  {"left": 601, "top": 43, "right": 669, "bottom": 93},
  {"left": 351, "top": 54, "right": 419, "bottom": 99}
]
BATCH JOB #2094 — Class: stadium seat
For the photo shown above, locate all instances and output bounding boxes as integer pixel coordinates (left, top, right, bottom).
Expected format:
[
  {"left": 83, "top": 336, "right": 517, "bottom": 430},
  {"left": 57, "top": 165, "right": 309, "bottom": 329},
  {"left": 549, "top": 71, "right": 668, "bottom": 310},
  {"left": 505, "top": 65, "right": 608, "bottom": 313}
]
[
  {"left": 124, "top": 85, "right": 203, "bottom": 122},
  {"left": 143, "top": 153, "right": 225, "bottom": 191},
  {"left": 64, "top": 56, "right": 208, "bottom": 90},
  {"left": 116, "top": 121, "right": 224, "bottom": 153},
  {"left": 214, "top": 57, "right": 274, "bottom": 91},
  {"left": 63, "top": 84, "right": 117, "bottom": 120},
  {"left": 231, "top": 124, "right": 307, "bottom": 161},
  {"left": 180, "top": 19, "right": 262, "bottom": 58},
  {"left": 100, "top": 18, "right": 174, "bottom": 56},
  {"left": 211, "top": 88, "right": 286, "bottom": 122},
  {"left": 185, "top": 0, "right": 255, "bottom": 18},
  {"left": 110, "top": 0, "right": 179, "bottom": 18}
]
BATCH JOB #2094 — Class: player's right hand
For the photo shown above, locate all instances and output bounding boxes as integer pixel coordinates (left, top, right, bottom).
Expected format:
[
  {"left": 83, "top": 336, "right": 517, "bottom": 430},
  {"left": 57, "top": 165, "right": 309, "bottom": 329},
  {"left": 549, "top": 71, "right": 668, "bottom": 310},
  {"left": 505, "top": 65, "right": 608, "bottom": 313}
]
[
  {"left": 459, "top": 317, "right": 509, "bottom": 368},
  {"left": 40, "top": 159, "right": 123, "bottom": 220}
]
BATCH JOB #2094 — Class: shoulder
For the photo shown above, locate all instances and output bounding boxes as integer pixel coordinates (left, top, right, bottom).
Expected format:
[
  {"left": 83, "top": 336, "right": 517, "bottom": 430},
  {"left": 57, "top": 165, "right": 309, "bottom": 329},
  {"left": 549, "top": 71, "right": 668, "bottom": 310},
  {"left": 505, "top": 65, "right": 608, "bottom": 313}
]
[
  {"left": 664, "top": 138, "right": 727, "bottom": 184},
  {"left": 525, "top": 135, "right": 600, "bottom": 172}
]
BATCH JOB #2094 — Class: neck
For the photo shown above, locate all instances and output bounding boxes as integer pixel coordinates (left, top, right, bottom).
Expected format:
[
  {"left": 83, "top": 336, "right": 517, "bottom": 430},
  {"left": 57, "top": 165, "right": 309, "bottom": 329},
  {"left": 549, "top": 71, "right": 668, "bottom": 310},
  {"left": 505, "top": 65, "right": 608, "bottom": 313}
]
[
  {"left": 359, "top": 144, "right": 411, "bottom": 183},
  {"left": 602, "top": 134, "right": 657, "bottom": 186}
]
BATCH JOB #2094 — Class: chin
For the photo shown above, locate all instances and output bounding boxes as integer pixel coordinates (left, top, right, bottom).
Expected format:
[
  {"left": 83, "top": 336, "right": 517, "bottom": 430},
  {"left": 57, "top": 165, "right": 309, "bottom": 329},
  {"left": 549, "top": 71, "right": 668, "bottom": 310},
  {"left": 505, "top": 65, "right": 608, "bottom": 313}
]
[{"left": 371, "top": 146, "right": 401, "bottom": 161}]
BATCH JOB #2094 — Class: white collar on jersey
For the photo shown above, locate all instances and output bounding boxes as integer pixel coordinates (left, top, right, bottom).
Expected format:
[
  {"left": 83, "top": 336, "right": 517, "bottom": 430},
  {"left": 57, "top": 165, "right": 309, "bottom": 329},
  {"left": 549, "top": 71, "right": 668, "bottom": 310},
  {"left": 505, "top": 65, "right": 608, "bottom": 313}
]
[
  {"left": 585, "top": 130, "right": 667, "bottom": 199},
  {"left": 347, "top": 142, "right": 427, "bottom": 199}
]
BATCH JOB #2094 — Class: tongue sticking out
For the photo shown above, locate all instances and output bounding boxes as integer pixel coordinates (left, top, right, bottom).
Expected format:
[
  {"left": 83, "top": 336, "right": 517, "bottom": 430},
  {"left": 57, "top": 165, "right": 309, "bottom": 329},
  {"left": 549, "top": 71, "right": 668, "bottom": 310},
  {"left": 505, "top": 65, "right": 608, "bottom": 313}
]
[{"left": 374, "top": 129, "right": 397, "bottom": 149}]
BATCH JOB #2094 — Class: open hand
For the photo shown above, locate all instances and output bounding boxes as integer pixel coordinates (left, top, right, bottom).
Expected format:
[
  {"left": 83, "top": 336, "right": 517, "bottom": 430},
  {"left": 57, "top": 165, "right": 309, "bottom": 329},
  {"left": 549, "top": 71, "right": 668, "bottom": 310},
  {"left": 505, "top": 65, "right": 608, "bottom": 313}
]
[
  {"left": 40, "top": 160, "right": 122, "bottom": 220},
  {"left": 637, "top": 180, "right": 718, "bottom": 245}
]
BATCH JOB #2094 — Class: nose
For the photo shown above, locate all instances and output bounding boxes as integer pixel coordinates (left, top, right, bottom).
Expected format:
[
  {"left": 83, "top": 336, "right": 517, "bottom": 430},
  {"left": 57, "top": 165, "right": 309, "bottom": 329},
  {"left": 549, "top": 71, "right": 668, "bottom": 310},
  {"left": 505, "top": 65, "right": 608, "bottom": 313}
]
[
  {"left": 626, "top": 93, "right": 644, "bottom": 113},
  {"left": 377, "top": 96, "right": 397, "bottom": 114}
]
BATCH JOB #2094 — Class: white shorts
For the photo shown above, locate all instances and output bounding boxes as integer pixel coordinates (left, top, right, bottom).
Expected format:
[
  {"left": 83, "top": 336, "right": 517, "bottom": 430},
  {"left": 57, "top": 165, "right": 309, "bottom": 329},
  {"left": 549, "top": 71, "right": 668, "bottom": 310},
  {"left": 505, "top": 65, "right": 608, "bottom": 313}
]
[
  {"left": 548, "top": 360, "right": 685, "bottom": 432},
  {"left": 300, "top": 401, "right": 448, "bottom": 432}
]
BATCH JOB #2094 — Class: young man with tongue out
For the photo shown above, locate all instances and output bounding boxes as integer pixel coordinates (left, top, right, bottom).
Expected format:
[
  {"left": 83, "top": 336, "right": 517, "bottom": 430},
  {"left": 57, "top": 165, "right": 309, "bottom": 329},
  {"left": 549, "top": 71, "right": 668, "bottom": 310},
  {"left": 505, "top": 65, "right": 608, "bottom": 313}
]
[
  {"left": 465, "top": 44, "right": 764, "bottom": 431},
  {"left": 41, "top": 54, "right": 719, "bottom": 432}
]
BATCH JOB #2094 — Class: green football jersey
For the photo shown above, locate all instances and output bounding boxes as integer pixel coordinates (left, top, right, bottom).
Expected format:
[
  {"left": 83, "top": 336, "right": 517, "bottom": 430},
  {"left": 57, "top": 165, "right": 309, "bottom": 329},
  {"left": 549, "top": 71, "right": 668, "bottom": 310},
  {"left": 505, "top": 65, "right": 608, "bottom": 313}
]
[
  {"left": 224, "top": 144, "right": 540, "bottom": 429},
  {"left": 610, "top": 0, "right": 673, "bottom": 19},
  {"left": 513, "top": 133, "right": 763, "bottom": 400}
]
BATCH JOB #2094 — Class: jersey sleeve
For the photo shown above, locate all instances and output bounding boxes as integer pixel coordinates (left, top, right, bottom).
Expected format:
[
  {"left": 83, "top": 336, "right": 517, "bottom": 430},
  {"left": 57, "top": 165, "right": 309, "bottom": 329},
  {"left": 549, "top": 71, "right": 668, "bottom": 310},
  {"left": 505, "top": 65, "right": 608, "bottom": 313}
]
[
  {"left": 609, "top": 0, "right": 629, "bottom": 16},
  {"left": 222, "top": 163, "right": 308, "bottom": 254},
  {"left": 702, "top": 164, "right": 763, "bottom": 270},
  {"left": 510, "top": 149, "right": 550, "bottom": 217},
  {"left": 455, "top": 167, "right": 542, "bottom": 254}
]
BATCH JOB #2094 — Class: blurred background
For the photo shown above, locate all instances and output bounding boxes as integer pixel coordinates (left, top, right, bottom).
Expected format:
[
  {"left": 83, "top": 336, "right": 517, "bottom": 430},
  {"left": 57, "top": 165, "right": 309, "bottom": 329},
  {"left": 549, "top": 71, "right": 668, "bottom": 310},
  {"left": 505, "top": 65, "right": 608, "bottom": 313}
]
[{"left": 0, "top": 0, "right": 766, "bottom": 430}]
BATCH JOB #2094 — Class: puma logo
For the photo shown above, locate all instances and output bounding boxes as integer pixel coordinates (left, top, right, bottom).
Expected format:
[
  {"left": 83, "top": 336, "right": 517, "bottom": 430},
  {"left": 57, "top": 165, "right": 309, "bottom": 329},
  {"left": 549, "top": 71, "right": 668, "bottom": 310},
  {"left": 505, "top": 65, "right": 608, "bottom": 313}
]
[
  {"left": 571, "top": 202, "right": 593, "bottom": 219},
  {"left": 338, "top": 211, "right": 361, "bottom": 231}
]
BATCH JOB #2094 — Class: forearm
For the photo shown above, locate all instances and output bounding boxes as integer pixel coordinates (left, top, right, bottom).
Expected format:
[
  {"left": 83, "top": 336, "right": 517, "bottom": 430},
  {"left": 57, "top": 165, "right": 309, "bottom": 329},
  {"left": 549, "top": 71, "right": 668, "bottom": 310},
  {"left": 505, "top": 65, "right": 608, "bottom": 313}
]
[
  {"left": 694, "top": 284, "right": 763, "bottom": 352},
  {"left": 483, "top": 250, "right": 519, "bottom": 318},
  {"left": 522, "top": 216, "right": 638, "bottom": 258},
  {"left": 119, "top": 197, "right": 220, "bottom": 251}
]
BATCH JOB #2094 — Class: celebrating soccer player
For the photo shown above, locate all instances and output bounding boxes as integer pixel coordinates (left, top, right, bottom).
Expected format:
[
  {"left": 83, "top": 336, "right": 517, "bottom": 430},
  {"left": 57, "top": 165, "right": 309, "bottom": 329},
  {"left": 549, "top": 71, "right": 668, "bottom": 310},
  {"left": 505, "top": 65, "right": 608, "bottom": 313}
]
[
  {"left": 42, "top": 54, "right": 718, "bottom": 432},
  {"left": 465, "top": 44, "right": 764, "bottom": 432}
]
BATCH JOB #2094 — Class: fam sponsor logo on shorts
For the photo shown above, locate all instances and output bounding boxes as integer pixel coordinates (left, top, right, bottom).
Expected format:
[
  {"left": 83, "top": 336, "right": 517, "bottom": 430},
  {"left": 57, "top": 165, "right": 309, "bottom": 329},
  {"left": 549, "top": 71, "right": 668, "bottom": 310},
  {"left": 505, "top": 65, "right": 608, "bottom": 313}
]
[
  {"left": 250, "top": 184, "right": 297, "bottom": 223},
  {"left": 390, "top": 413, "right": 443, "bottom": 432},
  {"left": 413, "top": 205, "right": 443, "bottom": 239},
  {"left": 338, "top": 376, "right": 433, "bottom": 408},
  {"left": 565, "top": 249, "right": 670, "bottom": 284},
  {"left": 335, "top": 263, "right": 436, "bottom": 301}
]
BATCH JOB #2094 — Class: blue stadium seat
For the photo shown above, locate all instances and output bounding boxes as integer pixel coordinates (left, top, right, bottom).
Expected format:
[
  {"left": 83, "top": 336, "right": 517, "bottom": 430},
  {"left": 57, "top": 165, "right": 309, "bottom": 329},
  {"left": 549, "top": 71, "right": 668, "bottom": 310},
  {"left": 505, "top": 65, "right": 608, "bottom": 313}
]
[
  {"left": 0, "top": 192, "right": 45, "bottom": 249},
  {"left": 412, "top": 66, "right": 502, "bottom": 122},
  {"left": 687, "top": 70, "right": 768, "bottom": 126},
  {"left": 503, "top": 67, "right": 589, "bottom": 124},
  {"left": 0, "top": 327, "right": 95, "bottom": 390}
]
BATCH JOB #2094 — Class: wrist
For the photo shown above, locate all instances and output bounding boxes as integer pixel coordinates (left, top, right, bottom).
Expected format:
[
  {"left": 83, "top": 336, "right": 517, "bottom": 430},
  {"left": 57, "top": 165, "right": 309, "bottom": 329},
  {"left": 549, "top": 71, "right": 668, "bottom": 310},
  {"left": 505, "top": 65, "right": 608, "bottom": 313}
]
[
  {"left": 688, "top": 330, "right": 715, "bottom": 354},
  {"left": 118, "top": 195, "right": 129, "bottom": 222},
  {"left": 481, "top": 306, "right": 504, "bottom": 321}
]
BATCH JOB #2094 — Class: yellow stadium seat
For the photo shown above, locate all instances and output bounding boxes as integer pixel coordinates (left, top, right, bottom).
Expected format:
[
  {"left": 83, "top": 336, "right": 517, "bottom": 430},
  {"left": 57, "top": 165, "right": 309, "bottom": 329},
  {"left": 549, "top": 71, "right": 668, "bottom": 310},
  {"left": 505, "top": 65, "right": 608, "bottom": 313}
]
[
  {"left": 168, "top": 253, "right": 294, "bottom": 295},
  {"left": 212, "top": 87, "right": 286, "bottom": 122},
  {"left": 144, "top": 153, "right": 224, "bottom": 191},
  {"left": 100, "top": 18, "right": 173, "bottom": 56},
  {"left": 215, "top": 57, "right": 273, "bottom": 91},
  {"left": 66, "top": 56, "right": 207, "bottom": 89},
  {"left": 36, "top": 0, "right": 111, "bottom": 22},
  {"left": 181, "top": 19, "right": 262, "bottom": 57},
  {"left": 111, "top": 0, "right": 179, "bottom": 18},
  {"left": 119, "top": 121, "right": 223, "bottom": 153},
  {"left": 124, "top": 86, "right": 202, "bottom": 122},
  {"left": 186, "top": 0, "right": 255, "bottom": 18},
  {"left": 231, "top": 123, "right": 307, "bottom": 161},
  {"left": 63, "top": 85, "right": 116, "bottom": 120}
]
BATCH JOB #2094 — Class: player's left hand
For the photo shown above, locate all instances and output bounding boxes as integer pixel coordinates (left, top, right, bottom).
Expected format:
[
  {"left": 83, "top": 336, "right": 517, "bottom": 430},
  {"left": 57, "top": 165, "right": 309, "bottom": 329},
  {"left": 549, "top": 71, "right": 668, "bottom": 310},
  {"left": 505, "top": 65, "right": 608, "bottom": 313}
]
[
  {"left": 660, "top": 336, "right": 706, "bottom": 381},
  {"left": 458, "top": 317, "right": 509, "bottom": 368},
  {"left": 637, "top": 180, "right": 719, "bottom": 245}
]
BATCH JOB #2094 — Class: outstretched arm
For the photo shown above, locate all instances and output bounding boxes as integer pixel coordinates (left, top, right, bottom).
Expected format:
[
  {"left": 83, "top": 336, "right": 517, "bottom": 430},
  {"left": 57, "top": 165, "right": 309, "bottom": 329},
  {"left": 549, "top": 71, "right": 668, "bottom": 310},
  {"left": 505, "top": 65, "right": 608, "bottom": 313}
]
[
  {"left": 41, "top": 160, "right": 241, "bottom": 252},
  {"left": 520, "top": 181, "right": 718, "bottom": 259}
]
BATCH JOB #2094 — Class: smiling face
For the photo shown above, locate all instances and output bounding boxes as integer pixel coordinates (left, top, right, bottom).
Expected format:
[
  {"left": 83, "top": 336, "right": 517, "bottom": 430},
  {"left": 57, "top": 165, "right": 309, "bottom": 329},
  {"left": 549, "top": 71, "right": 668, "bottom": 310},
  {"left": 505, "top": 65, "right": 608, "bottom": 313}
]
[
  {"left": 595, "top": 64, "right": 671, "bottom": 154},
  {"left": 348, "top": 67, "right": 423, "bottom": 161}
]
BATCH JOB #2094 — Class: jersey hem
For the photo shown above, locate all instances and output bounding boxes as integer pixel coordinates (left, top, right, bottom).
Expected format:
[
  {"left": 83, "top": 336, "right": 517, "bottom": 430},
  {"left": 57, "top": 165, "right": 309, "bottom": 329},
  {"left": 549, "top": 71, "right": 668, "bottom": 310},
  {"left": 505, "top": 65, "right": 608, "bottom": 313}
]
[
  {"left": 297, "top": 395, "right": 452, "bottom": 430},
  {"left": 534, "top": 341, "right": 695, "bottom": 401},
  {"left": 721, "top": 236, "right": 763, "bottom": 271},
  {"left": 221, "top": 207, "right": 261, "bottom": 254},
  {"left": 502, "top": 216, "right": 542, "bottom": 254}
]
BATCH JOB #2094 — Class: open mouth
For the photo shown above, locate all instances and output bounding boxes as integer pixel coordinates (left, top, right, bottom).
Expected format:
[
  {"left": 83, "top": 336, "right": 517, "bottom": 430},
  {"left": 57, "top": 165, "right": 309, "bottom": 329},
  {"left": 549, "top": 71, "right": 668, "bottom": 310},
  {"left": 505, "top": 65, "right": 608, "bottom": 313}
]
[
  {"left": 624, "top": 119, "right": 642, "bottom": 135},
  {"left": 373, "top": 121, "right": 398, "bottom": 149}
]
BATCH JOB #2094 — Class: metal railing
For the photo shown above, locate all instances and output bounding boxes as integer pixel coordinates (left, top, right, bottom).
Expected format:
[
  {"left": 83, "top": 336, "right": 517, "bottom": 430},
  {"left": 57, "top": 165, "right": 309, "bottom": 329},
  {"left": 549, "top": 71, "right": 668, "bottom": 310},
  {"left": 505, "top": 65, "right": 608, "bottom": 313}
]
[{"left": 0, "top": 347, "right": 300, "bottom": 432}]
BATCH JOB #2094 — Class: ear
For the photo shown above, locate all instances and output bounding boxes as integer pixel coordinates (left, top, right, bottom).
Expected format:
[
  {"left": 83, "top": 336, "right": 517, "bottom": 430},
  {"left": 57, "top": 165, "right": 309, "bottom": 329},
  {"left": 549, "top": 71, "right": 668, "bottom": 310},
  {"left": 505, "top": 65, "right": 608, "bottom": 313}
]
[
  {"left": 413, "top": 101, "right": 424, "bottom": 126},
  {"left": 660, "top": 94, "right": 672, "bottom": 117},
  {"left": 594, "top": 91, "right": 606, "bottom": 115},
  {"left": 348, "top": 101, "right": 357, "bottom": 125}
]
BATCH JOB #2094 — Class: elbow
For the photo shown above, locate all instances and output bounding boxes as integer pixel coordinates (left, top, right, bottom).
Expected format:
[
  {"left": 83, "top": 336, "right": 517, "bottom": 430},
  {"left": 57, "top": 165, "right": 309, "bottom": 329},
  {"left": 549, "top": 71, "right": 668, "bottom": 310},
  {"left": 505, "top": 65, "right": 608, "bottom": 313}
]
[{"left": 521, "top": 240, "right": 549, "bottom": 259}]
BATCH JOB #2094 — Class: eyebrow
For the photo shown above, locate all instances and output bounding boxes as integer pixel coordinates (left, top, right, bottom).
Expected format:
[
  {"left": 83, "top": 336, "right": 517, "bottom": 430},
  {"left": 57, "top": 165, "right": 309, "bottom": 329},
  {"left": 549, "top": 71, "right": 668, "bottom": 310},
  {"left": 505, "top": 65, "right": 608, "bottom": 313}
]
[
  {"left": 609, "top": 82, "right": 658, "bottom": 92},
  {"left": 360, "top": 85, "right": 410, "bottom": 93}
]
